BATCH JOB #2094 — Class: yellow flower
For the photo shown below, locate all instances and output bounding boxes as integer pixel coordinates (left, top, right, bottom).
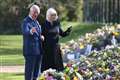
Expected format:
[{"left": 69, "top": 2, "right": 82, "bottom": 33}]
[
  {"left": 79, "top": 44, "right": 84, "bottom": 49},
  {"left": 73, "top": 76, "right": 78, "bottom": 80},
  {"left": 64, "top": 74, "right": 70, "bottom": 80},
  {"left": 104, "top": 68, "right": 109, "bottom": 72},
  {"left": 113, "top": 32, "right": 119, "bottom": 36},
  {"left": 39, "top": 75, "right": 45, "bottom": 80},
  {"left": 39, "top": 74, "right": 45, "bottom": 80}
]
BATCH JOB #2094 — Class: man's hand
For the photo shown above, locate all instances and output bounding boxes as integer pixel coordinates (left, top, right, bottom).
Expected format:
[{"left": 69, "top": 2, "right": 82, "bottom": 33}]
[
  {"left": 30, "top": 27, "right": 37, "bottom": 35},
  {"left": 31, "top": 27, "right": 37, "bottom": 33},
  {"left": 41, "top": 35, "right": 44, "bottom": 41}
]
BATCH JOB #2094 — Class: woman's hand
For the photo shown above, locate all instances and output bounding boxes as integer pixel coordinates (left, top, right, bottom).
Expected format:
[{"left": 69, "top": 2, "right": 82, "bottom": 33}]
[{"left": 66, "top": 26, "right": 72, "bottom": 34}]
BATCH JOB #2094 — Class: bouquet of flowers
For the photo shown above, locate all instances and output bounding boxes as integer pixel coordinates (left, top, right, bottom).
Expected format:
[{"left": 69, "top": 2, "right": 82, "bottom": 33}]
[
  {"left": 40, "top": 68, "right": 66, "bottom": 80},
  {"left": 63, "top": 46, "right": 120, "bottom": 80},
  {"left": 40, "top": 46, "right": 120, "bottom": 80},
  {"left": 40, "top": 24, "right": 120, "bottom": 80}
]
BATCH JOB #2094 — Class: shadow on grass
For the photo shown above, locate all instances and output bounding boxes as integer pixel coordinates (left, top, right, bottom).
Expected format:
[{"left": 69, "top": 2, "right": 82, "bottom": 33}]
[
  {"left": 15, "top": 73, "right": 24, "bottom": 76},
  {"left": 0, "top": 48, "right": 22, "bottom": 55},
  {"left": 0, "top": 73, "right": 24, "bottom": 80}
]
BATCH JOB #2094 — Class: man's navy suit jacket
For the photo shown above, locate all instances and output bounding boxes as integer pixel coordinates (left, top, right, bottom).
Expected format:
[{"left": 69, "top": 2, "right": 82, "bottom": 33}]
[{"left": 21, "top": 16, "right": 42, "bottom": 56}]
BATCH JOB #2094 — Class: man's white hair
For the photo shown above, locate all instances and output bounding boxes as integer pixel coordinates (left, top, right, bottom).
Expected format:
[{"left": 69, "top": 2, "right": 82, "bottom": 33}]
[
  {"left": 30, "top": 5, "right": 40, "bottom": 14},
  {"left": 46, "top": 8, "right": 58, "bottom": 22}
]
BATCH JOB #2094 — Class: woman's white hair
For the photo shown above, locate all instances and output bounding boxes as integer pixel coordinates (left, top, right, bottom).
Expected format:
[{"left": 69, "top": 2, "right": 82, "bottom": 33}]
[
  {"left": 46, "top": 8, "right": 58, "bottom": 22},
  {"left": 30, "top": 5, "right": 40, "bottom": 14}
]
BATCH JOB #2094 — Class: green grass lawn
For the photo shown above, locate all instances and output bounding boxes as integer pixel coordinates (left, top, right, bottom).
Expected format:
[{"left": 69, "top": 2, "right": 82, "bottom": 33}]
[
  {"left": 0, "top": 35, "right": 24, "bottom": 66},
  {"left": 0, "top": 73, "right": 24, "bottom": 80},
  {"left": 0, "top": 22, "right": 101, "bottom": 66}
]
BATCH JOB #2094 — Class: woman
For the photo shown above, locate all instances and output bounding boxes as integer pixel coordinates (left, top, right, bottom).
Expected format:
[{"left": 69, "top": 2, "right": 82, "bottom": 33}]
[{"left": 41, "top": 8, "right": 72, "bottom": 72}]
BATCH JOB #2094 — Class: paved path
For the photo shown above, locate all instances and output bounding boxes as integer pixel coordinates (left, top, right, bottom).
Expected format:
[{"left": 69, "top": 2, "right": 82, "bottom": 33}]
[
  {"left": 0, "top": 63, "right": 66, "bottom": 73},
  {"left": 0, "top": 66, "right": 24, "bottom": 73}
]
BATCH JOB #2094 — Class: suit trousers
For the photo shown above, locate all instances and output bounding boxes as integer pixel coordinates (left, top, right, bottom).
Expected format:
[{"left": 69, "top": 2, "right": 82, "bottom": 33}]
[{"left": 24, "top": 55, "right": 41, "bottom": 80}]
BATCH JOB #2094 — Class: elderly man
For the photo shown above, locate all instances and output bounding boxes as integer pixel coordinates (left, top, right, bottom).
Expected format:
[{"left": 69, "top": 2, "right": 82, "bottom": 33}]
[{"left": 21, "top": 5, "right": 43, "bottom": 80}]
